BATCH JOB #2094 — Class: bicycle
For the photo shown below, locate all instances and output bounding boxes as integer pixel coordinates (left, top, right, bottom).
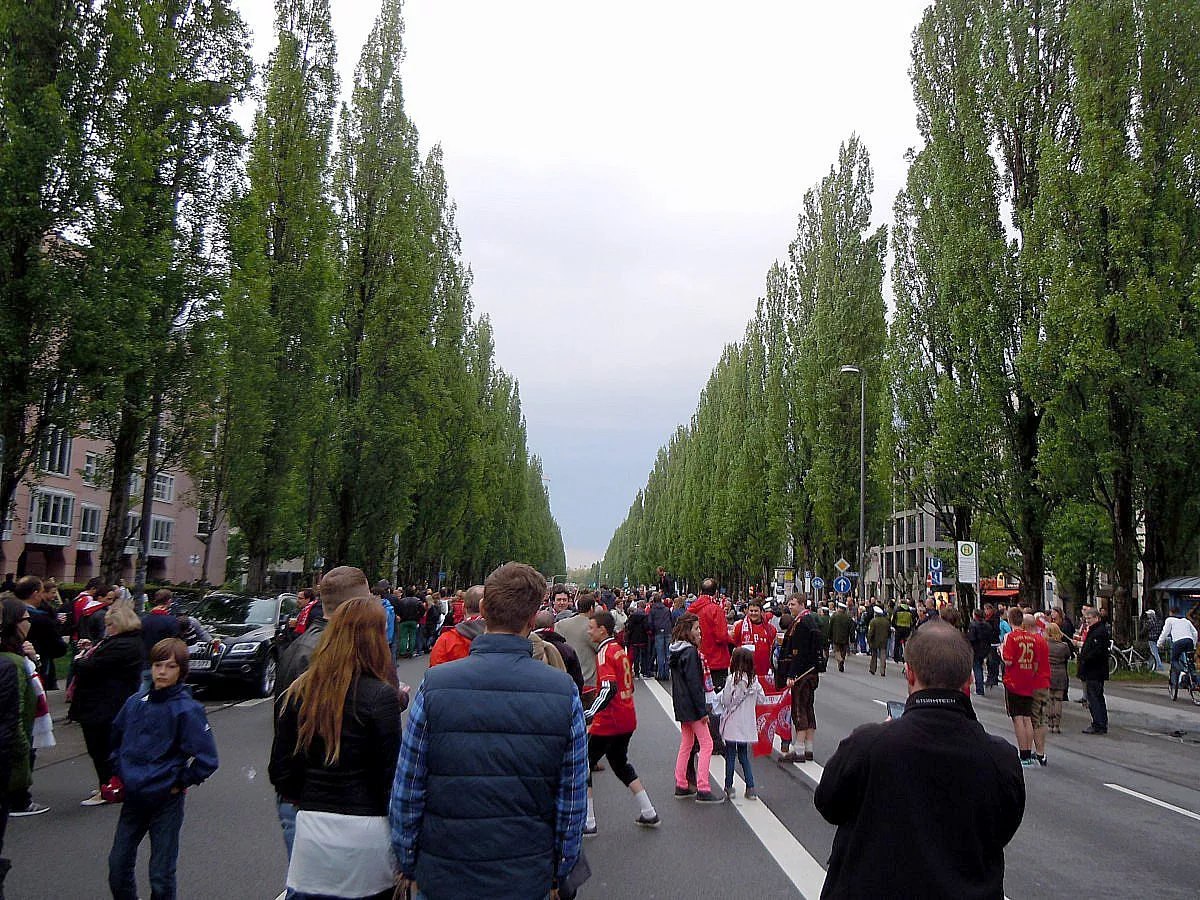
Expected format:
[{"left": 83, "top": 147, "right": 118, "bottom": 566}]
[
  {"left": 1167, "top": 645, "right": 1200, "bottom": 705},
  {"left": 1108, "top": 641, "right": 1156, "bottom": 677}
]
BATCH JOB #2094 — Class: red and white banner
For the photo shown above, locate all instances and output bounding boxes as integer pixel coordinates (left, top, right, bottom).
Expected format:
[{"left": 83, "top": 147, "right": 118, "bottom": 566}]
[{"left": 754, "top": 680, "right": 792, "bottom": 757}]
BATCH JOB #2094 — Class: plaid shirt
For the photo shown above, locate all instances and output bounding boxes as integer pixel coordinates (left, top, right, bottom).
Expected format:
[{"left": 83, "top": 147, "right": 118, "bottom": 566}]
[{"left": 389, "top": 682, "right": 589, "bottom": 883}]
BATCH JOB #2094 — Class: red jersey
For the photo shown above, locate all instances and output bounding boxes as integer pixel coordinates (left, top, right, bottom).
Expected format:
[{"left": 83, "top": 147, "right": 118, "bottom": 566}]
[
  {"left": 589, "top": 639, "right": 637, "bottom": 736},
  {"left": 731, "top": 618, "right": 777, "bottom": 680},
  {"left": 1002, "top": 630, "right": 1049, "bottom": 695}
]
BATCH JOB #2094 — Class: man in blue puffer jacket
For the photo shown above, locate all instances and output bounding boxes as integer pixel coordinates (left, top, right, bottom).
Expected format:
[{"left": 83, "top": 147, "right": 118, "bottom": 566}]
[
  {"left": 390, "top": 562, "right": 588, "bottom": 899},
  {"left": 108, "top": 638, "right": 219, "bottom": 900}
]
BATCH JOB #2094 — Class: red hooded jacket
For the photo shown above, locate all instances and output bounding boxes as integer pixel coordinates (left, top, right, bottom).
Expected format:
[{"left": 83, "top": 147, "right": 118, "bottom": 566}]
[{"left": 690, "top": 594, "right": 733, "bottom": 670}]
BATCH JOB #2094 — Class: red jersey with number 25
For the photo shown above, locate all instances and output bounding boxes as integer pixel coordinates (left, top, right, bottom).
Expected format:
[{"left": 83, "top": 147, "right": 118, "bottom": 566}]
[
  {"left": 590, "top": 640, "right": 637, "bottom": 736},
  {"left": 1002, "top": 630, "right": 1049, "bottom": 696}
]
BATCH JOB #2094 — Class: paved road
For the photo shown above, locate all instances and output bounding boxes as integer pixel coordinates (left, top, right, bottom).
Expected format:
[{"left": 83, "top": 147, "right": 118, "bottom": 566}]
[{"left": 6, "top": 650, "right": 1200, "bottom": 898}]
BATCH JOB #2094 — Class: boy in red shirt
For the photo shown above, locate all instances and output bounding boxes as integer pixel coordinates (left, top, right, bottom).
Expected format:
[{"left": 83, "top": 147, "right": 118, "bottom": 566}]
[
  {"left": 583, "top": 611, "right": 659, "bottom": 835},
  {"left": 1001, "top": 608, "right": 1049, "bottom": 766},
  {"left": 730, "top": 600, "right": 778, "bottom": 686}
]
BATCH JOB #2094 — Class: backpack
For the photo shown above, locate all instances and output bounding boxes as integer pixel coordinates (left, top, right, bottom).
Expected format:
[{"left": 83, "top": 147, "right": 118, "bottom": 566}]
[{"left": 380, "top": 598, "right": 396, "bottom": 642}]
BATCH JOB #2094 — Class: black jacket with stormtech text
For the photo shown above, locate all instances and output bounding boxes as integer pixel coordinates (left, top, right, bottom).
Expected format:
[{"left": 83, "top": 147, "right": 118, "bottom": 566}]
[{"left": 814, "top": 689, "right": 1025, "bottom": 900}]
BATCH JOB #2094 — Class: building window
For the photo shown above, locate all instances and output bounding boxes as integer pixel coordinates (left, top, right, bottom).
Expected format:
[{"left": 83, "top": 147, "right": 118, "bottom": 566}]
[
  {"left": 125, "top": 512, "right": 142, "bottom": 554},
  {"left": 82, "top": 451, "right": 99, "bottom": 485},
  {"left": 196, "top": 505, "right": 211, "bottom": 537},
  {"left": 129, "top": 472, "right": 143, "bottom": 497},
  {"left": 29, "top": 489, "right": 74, "bottom": 545},
  {"left": 152, "top": 473, "right": 175, "bottom": 503},
  {"left": 78, "top": 504, "right": 102, "bottom": 549},
  {"left": 1, "top": 503, "right": 13, "bottom": 541},
  {"left": 149, "top": 517, "right": 173, "bottom": 555},
  {"left": 38, "top": 427, "right": 72, "bottom": 476}
]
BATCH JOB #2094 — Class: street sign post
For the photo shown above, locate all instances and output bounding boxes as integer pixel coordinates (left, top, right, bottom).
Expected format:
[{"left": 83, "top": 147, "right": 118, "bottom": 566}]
[
  {"left": 835, "top": 557, "right": 851, "bottom": 575},
  {"left": 928, "top": 556, "right": 942, "bottom": 573},
  {"left": 930, "top": 569, "right": 943, "bottom": 586},
  {"left": 811, "top": 576, "right": 825, "bottom": 593},
  {"left": 956, "top": 541, "right": 978, "bottom": 584},
  {"left": 833, "top": 575, "right": 852, "bottom": 595}
]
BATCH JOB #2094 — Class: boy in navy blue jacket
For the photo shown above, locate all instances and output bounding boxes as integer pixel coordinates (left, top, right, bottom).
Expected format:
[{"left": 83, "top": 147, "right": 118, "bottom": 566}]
[{"left": 107, "top": 638, "right": 219, "bottom": 900}]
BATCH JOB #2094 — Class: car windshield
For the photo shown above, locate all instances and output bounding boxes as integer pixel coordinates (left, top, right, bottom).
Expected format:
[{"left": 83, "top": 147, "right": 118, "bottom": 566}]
[{"left": 194, "top": 595, "right": 277, "bottom": 626}]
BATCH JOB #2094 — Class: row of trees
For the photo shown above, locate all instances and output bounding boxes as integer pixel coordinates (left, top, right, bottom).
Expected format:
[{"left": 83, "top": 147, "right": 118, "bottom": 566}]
[
  {"left": 605, "top": 0, "right": 1200, "bottom": 641},
  {"left": 0, "top": 0, "right": 565, "bottom": 593}
]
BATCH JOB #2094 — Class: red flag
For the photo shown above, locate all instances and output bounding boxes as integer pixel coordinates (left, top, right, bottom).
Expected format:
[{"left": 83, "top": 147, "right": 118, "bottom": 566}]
[{"left": 754, "top": 686, "right": 793, "bottom": 757}]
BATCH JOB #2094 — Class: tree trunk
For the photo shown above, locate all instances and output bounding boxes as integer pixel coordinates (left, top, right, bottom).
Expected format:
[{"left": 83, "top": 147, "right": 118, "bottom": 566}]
[
  {"left": 1110, "top": 460, "right": 1139, "bottom": 644},
  {"left": 100, "top": 395, "right": 143, "bottom": 585},
  {"left": 133, "top": 391, "right": 164, "bottom": 602},
  {"left": 246, "top": 541, "right": 271, "bottom": 596}
]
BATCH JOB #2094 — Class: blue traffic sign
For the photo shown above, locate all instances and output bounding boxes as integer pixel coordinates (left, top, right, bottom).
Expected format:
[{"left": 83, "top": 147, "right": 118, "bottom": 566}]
[
  {"left": 931, "top": 570, "right": 943, "bottom": 586},
  {"left": 833, "top": 575, "right": 852, "bottom": 594},
  {"left": 928, "top": 556, "right": 942, "bottom": 572},
  {"left": 811, "top": 576, "right": 825, "bottom": 591}
]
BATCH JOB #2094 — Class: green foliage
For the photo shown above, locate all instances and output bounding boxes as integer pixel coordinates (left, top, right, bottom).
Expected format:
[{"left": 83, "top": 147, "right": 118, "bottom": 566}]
[{"left": 604, "top": 137, "right": 887, "bottom": 592}]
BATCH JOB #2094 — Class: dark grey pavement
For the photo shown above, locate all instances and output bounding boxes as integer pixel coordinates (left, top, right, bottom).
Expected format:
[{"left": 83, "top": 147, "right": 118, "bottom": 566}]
[{"left": 5, "top": 650, "right": 1199, "bottom": 898}]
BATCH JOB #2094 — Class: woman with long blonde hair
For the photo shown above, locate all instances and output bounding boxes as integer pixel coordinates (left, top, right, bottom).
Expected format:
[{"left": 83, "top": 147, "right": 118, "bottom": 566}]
[{"left": 270, "top": 598, "right": 404, "bottom": 900}]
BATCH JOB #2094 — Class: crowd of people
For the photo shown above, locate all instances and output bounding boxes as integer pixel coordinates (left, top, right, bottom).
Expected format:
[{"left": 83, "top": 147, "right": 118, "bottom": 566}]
[{"left": 1, "top": 565, "right": 1196, "bottom": 899}]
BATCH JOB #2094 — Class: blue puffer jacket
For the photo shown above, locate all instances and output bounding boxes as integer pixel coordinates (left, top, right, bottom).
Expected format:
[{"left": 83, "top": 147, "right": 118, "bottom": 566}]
[
  {"left": 111, "top": 683, "right": 219, "bottom": 803},
  {"left": 412, "top": 633, "right": 579, "bottom": 899}
]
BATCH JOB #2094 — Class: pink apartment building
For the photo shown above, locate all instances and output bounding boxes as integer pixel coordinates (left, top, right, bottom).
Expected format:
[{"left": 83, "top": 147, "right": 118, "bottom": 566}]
[{"left": 0, "top": 427, "right": 228, "bottom": 586}]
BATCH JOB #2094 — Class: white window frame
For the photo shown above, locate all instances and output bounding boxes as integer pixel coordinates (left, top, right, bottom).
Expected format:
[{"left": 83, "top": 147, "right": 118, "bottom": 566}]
[
  {"left": 1, "top": 502, "right": 13, "bottom": 541},
  {"left": 125, "top": 511, "right": 142, "bottom": 555},
  {"left": 129, "top": 472, "right": 143, "bottom": 497},
  {"left": 149, "top": 516, "right": 173, "bottom": 556},
  {"left": 152, "top": 472, "right": 175, "bottom": 503},
  {"left": 78, "top": 503, "right": 103, "bottom": 550},
  {"left": 38, "top": 427, "right": 72, "bottom": 477},
  {"left": 196, "top": 505, "right": 212, "bottom": 538},
  {"left": 28, "top": 488, "right": 74, "bottom": 546},
  {"left": 82, "top": 451, "right": 99, "bottom": 486}
]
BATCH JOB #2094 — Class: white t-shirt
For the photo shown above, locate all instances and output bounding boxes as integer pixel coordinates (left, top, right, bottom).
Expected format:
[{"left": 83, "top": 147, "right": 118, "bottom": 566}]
[{"left": 287, "top": 810, "right": 396, "bottom": 897}]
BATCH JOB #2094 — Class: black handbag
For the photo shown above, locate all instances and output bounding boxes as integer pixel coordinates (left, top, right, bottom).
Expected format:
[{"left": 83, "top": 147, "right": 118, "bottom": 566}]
[{"left": 559, "top": 848, "right": 592, "bottom": 899}]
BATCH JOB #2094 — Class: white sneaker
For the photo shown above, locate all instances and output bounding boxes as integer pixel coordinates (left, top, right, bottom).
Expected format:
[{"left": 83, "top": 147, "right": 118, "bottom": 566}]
[{"left": 80, "top": 791, "right": 108, "bottom": 807}]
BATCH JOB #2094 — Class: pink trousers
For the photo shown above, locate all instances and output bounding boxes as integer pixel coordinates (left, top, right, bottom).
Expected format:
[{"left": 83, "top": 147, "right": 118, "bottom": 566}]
[{"left": 675, "top": 719, "right": 712, "bottom": 792}]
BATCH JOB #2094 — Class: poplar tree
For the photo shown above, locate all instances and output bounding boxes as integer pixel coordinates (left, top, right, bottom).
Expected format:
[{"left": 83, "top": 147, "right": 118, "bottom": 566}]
[
  {"left": 225, "top": 0, "right": 338, "bottom": 592},
  {"left": 0, "top": 0, "right": 97, "bottom": 552},
  {"left": 323, "top": 0, "right": 429, "bottom": 571},
  {"left": 88, "top": 0, "right": 251, "bottom": 586}
]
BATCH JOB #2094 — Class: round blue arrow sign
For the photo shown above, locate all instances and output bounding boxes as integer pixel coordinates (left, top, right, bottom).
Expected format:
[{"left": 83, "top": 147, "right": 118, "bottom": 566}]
[{"left": 833, "top": 575, "right": 852, "bottom": 594}]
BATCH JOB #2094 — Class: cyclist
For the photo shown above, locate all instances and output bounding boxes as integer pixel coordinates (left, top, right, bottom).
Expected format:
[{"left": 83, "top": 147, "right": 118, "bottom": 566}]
[{"left": 1158, "top": 606, "right": 1198, "bottom": 688}]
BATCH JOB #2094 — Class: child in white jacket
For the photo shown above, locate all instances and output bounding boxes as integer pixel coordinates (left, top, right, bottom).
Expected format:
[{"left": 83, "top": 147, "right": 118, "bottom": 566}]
[{"left": 719, "top": 648, "right": 769, "bottom": 799}]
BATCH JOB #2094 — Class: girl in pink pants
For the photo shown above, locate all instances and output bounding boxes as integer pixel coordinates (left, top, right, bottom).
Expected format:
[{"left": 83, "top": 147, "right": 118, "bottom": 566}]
[{"left": 668, "top": 614, "right": 724, "bottom": 803}]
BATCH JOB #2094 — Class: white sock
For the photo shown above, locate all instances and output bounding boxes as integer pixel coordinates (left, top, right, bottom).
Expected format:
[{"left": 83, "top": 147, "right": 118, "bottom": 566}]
[
  {"left": 804, "top": 739, "right": 814, "bottom": 754},
  {"left": 585, "top": 795, "right": 595, "bottom": 828},
  {"left": 634, "top": 788, "right": 655, "bottom": 818}
]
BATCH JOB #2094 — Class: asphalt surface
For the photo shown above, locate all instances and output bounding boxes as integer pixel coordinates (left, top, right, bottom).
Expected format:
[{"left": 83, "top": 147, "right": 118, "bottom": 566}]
[{"left": 6, "top": 650, "right": 1200, "bottom": 899}]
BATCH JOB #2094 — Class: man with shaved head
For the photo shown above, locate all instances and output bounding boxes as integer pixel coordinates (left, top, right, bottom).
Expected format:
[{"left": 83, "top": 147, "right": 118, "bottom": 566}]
[{"left": 816, "top": 623, "right": 1024, "bottom": 898}]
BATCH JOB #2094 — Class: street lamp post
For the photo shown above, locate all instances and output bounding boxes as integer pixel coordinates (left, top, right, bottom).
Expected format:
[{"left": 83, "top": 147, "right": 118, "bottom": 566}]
[{"left": 840, "top": 365, "right": 866, "bottom": 602}]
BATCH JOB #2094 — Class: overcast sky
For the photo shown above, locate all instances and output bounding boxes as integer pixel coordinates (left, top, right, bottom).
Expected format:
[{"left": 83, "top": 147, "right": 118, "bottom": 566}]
[{"left": 235, "top": 0, "right": 927, "bottom": 569}]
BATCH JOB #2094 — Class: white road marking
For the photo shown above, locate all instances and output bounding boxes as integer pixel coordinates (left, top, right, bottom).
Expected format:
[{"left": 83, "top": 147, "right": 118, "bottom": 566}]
[
  {"left": 1105, "top": 783, "right": 1200, "bottom": 822},
  {"left": 236, "top": 697, "right": 273, "bottom": 709},
  {"left": 273, "top": 892, "right": 286, "bottom": 900},
  {"left": 643, "top": 677, "right": 827, "bottom": 899}
]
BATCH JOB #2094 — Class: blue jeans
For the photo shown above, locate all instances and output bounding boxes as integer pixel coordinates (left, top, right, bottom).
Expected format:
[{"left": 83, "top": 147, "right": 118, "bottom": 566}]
[
  {"left": 654, "top": 632, "right": 670, "bottom": 679},
  {"left": 1170, "top": 638, "right": 1196, "bottom": 685},
  {"left": 972, "top": 660, "right": 985, "bottom": 695},
  {"left": 1147, "top": 640, "right": 1162, "bottom": 669},
  {"left": 108, "top": 794, "right": 185, "bottom": 900},
  {"left": 277, "top": 796, "right": 297, "bottom": 858},
  {"left": 724, "top": 741, "right": 754, "bottom": 789}
]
